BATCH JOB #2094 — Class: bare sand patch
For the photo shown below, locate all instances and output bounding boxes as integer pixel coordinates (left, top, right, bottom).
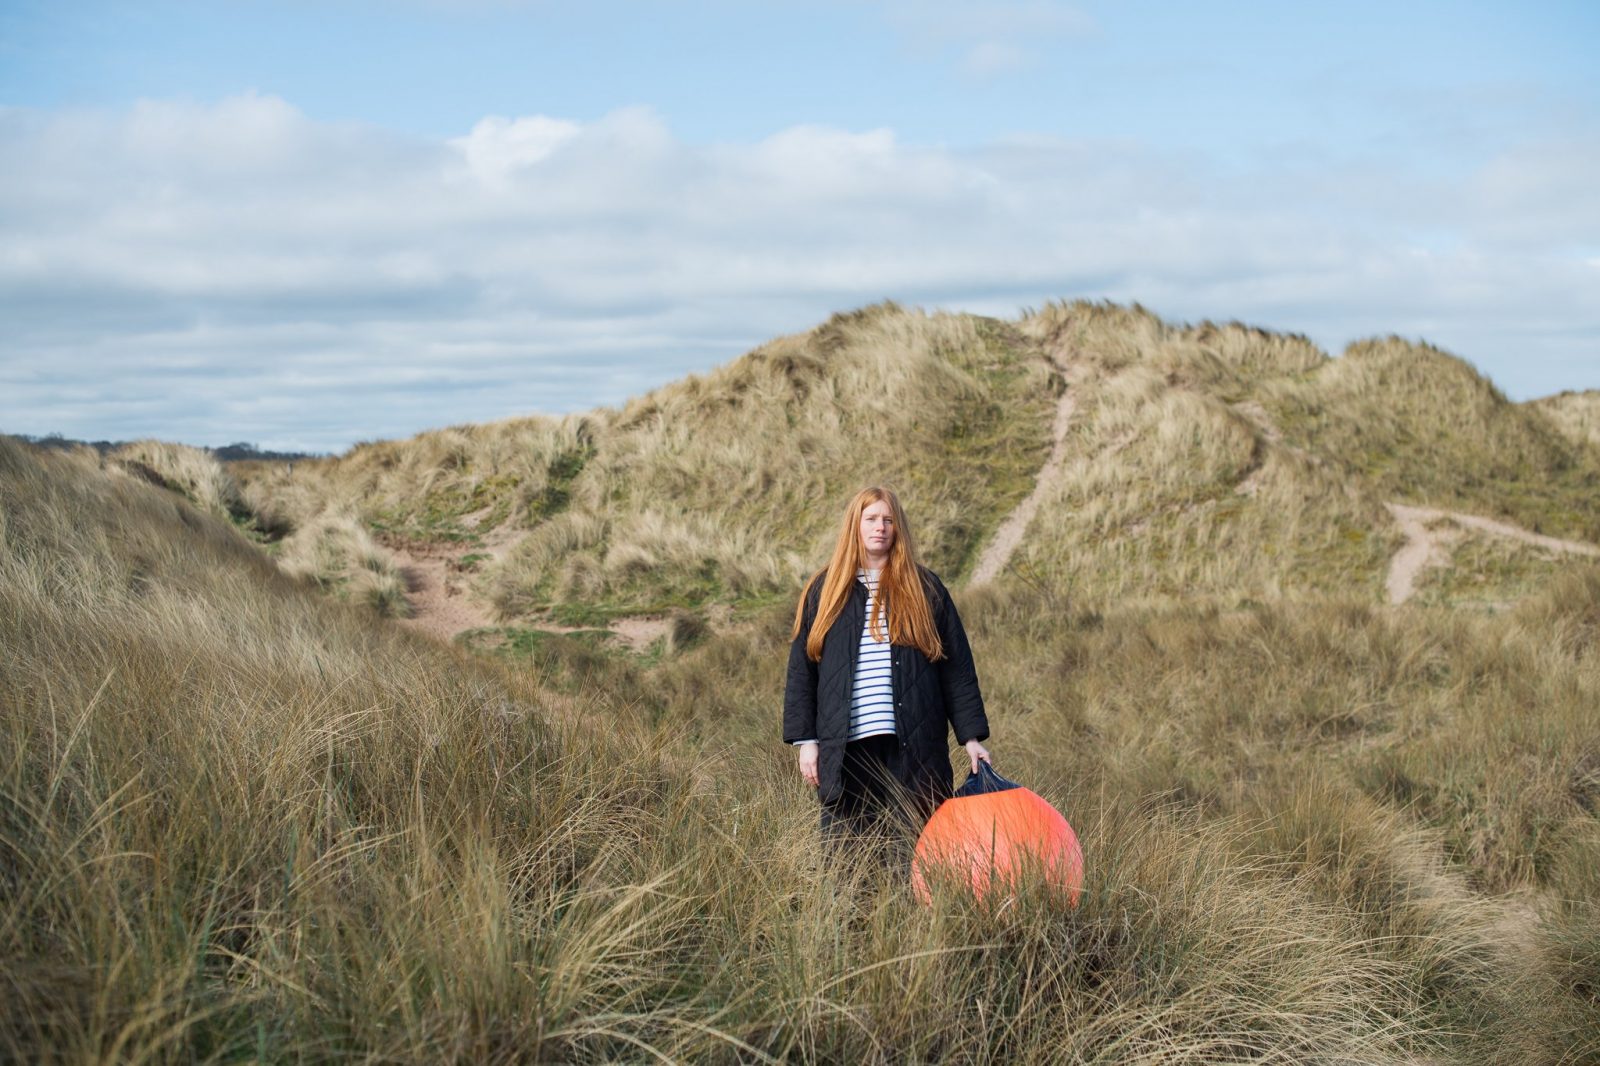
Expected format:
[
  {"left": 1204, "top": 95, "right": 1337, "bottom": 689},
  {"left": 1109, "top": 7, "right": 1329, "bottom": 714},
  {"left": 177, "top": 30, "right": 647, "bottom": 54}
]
[{"left": 1384, "top": 502, "right": 1600, "bottom": 605}]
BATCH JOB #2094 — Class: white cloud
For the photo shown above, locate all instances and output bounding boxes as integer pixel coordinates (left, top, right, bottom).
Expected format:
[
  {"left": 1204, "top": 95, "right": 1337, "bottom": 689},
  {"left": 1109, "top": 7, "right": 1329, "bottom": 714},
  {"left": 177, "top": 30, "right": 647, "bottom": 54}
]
[
  {"left": 0, "top": 93, "right": 1596, "bottom": 452},
  {"left": 452, "top": 114, "right": 582, "bottom": 187}
]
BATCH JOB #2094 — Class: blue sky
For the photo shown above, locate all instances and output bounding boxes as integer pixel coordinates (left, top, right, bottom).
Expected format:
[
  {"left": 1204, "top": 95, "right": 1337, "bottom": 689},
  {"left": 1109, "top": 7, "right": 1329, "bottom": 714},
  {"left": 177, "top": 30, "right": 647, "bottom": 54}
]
[{"left": 1, "top": 0, "right": 1596, "bottom": 451}]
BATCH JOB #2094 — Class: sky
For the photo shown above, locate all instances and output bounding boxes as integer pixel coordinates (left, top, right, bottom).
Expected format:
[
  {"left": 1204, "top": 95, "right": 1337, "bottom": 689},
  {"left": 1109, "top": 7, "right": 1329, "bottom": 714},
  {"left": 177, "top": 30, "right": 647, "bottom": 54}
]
[{"left": 1, "top": 0, "right": 1596, "bottom": 453}]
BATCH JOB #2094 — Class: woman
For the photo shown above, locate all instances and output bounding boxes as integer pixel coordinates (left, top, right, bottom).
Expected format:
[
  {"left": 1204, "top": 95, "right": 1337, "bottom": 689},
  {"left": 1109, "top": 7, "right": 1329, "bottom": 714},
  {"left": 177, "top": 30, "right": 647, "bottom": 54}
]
[{"left": 783, "top": 486, "right": 991, "bottom": 858}]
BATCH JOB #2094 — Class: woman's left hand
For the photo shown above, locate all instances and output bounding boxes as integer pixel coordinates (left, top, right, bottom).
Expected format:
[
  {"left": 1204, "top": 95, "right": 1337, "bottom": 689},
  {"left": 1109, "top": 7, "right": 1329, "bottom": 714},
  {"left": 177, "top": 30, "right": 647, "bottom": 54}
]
[{"left": 965, "top": 739, "right": 992, "bottom": 773}]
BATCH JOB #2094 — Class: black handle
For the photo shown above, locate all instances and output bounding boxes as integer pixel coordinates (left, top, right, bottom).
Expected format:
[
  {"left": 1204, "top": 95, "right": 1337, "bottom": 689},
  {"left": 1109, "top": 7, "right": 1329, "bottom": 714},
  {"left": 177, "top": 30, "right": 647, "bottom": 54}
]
[{"left": 953, "top": 761, "right": 1022, "bottom": 797}]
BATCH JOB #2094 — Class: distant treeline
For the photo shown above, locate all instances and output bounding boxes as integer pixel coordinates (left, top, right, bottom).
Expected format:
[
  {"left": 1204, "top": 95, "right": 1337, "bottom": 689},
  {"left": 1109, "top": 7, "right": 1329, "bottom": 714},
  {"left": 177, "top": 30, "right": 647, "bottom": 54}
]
[{"left": 5, "top": 433, "right": 324, "bottom": 462}]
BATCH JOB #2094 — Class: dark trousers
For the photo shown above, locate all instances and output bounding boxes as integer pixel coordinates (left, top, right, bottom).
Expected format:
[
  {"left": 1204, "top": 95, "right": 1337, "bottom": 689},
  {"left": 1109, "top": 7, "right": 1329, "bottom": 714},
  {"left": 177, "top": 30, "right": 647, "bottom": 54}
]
[{"left": 820, "top": 734, "right": 919, "bottom": 866}]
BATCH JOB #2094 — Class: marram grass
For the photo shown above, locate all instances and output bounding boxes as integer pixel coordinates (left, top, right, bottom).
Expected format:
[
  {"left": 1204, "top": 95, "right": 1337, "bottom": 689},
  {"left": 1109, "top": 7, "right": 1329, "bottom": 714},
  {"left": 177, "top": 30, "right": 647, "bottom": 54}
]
[
  {"left": 6, "top": 420, "right": 1599, "bottom": 1062},
  {"left": 233, "top": 301, "right": 1598, "bottom": 628},
  {"left": 6, "top": 299, "right": 1600, "bottom": 1063}
]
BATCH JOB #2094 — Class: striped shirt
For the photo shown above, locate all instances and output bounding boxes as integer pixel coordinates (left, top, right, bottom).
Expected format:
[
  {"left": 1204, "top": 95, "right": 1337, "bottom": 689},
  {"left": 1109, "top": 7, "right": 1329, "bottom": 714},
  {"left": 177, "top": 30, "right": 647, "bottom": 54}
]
[
  {"left": 849, "top": 568, "right": 896, "bottom": 740},
  {"left": 790, "top": 568, "right": 898, "bottom": 745}
]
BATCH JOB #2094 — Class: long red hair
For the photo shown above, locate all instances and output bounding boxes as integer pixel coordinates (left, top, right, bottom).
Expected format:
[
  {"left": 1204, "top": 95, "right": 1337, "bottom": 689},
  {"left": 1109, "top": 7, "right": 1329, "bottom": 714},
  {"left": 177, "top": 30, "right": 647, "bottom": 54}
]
[{"left": 791, "top": 486, "right": 944, "bottom": 662}]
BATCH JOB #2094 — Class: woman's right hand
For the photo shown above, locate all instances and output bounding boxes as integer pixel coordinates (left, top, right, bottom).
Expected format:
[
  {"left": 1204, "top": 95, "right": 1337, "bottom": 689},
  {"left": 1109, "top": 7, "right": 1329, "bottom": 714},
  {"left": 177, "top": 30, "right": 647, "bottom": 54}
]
[{"left": 797, "top": 742, "right": 819, "bottom": 788}]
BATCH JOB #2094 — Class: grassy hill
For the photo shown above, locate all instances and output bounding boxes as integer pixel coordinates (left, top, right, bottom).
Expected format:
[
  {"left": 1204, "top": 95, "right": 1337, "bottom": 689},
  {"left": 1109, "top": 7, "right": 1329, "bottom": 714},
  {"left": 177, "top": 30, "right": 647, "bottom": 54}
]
[
  {"left": 5, "top": 301, "right": 1600, "bottom": 1062},
  {"left": 1530, "top": 389, "right": 1600, "bottom": 449},
  {"left": 1010, "top": 305, "right": 1599, "bottom": 607},
  {"left": 231, "top": 301, "right": 1598, "bottom": 628},
  {"left": 236, "top": 303, "right": 1059, "bottom": 621}
]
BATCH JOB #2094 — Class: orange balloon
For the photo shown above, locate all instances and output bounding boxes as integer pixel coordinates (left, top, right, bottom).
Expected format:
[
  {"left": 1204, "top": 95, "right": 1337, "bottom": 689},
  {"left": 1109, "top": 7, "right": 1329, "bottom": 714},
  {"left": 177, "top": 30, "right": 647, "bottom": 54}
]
[{"left": 912, "top": 783, "right": 1083, "bottom": 906}]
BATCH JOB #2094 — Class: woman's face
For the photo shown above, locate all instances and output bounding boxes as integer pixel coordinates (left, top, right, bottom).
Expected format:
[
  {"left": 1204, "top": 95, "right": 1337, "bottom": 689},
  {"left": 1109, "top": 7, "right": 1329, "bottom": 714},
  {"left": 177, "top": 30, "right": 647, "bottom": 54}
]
[{"left": 859, "top": 499, "right": 897, "bottom": 559}]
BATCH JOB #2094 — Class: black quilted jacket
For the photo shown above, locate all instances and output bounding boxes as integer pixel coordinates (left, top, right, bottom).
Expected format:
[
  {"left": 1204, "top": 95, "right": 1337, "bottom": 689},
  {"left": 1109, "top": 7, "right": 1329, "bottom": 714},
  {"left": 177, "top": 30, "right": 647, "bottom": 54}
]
[{"left": 783, "top": 566, "right": 989, "bottom": 808}]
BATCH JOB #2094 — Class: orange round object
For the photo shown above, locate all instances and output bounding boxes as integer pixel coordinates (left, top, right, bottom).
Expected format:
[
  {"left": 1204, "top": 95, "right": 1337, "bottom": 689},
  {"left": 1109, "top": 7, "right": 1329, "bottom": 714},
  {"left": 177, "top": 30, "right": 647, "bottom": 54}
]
[{"left": 912, "top": 784, "right": 1083, "bottom": 906}]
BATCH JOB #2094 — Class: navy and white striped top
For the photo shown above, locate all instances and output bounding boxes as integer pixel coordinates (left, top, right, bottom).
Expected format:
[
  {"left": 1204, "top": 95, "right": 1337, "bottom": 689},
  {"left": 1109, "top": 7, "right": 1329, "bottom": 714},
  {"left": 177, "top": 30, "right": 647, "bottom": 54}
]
[
  {"left": 849, "top": 568, "right": 897, "bottom": 740},
  {"left": 791, "top": 567, "right": 898, "bottom": 745}
]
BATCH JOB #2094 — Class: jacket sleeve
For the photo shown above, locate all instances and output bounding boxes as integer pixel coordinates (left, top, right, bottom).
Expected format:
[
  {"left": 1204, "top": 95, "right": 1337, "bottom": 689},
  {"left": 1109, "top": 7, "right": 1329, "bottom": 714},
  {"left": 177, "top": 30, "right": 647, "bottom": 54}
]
[
  {"left": 782, "top": 580, "right": 821, "bottom": 744},
  {"left": 935, "top": 577, "right": 989, "bottom": 744}
]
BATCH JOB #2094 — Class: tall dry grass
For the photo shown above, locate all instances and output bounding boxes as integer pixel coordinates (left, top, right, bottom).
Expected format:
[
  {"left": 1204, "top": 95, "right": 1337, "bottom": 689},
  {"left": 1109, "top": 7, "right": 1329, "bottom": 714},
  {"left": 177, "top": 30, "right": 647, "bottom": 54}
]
[
  {"left": 607, "top": 567, "right": 1600, "bottom": 1061},
  {"left": 228, "top": 455, "right": 409, "bottom": 614},
  {"left": 1530, "top": 389, "right": 1600, "bottom": 450},
  {"left": 8, "top": 413, "right": 1597, "bottom": 1061},
  {"left": 274, "top": 508, "right": 410, "bottom": 617},
  {"left": 107, "top": 439, "right": 245, "bottom": 519},
  {"left": 15, "top": 298, "right": 1598, "bottom": 1061}
]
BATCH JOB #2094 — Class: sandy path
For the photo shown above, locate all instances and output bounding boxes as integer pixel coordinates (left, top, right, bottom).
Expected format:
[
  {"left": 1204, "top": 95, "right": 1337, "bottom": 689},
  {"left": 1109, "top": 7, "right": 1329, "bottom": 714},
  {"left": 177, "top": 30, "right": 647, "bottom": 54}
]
[
  {"left": 392, "top": 505, "right": 526, "bottom": 642},
  {"left": 388, "top": 509, "right": 674, "bottom": 651},
  {"left": 1384, "top": 502, "right": 1600, "bottom": 605},
  {"left": 609, "top": 616, "right": 673, "bottom": 650},
  {"left": 970, "top": 348, "right": 1078, "bottom": 586},
  {"left": 394, "top": 545, "right": 496, "bottom": 640}
]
